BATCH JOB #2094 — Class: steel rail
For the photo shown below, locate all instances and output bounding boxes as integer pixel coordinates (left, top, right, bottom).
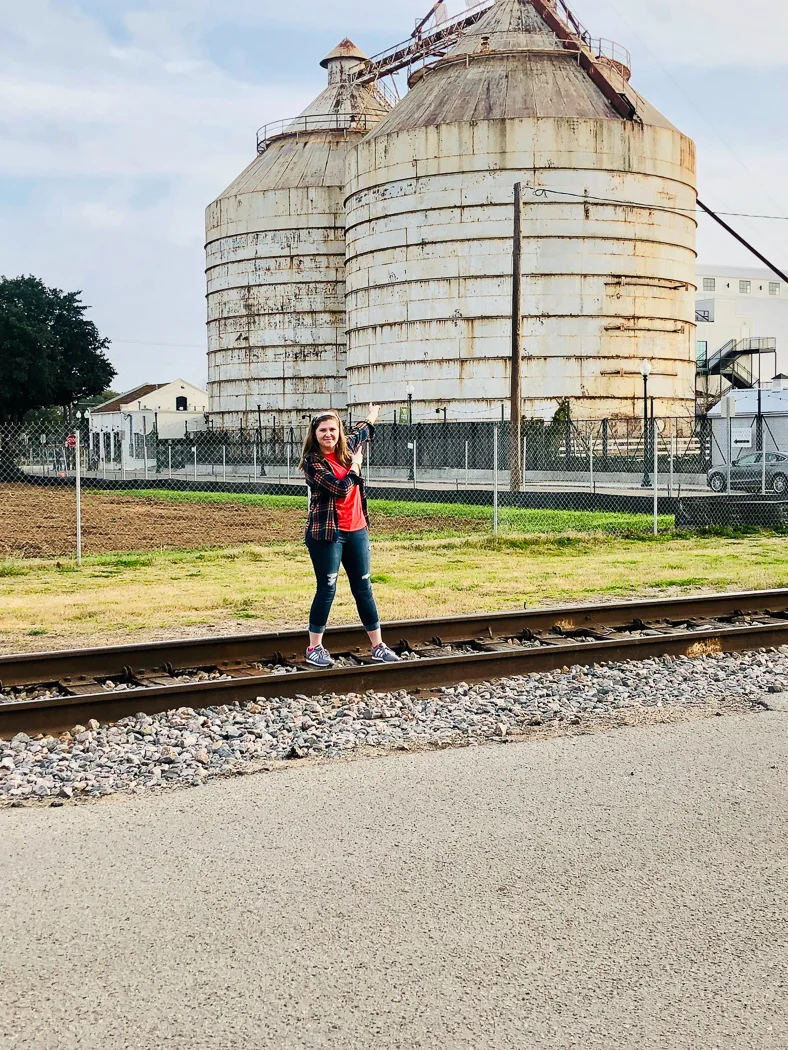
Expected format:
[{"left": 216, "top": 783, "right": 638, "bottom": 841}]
[
  {"left": 1, "top": 590, "right": 787, "bottom": 737},
  {"left": 2, "top": 589, "right": 787, "bottom": 687}
]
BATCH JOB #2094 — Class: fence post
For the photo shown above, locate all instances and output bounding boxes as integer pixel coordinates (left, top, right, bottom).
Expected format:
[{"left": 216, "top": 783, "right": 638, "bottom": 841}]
[
  {"left": 75, "top": 428, "right": 82, "bottom": 566},
  {"left": 653, "top": 419, "right": 659, "bottom": 536},
  {"left": 727, "top": 417, "right": 732, "bottom": 494},
  {"left": 589, "top": 433, "right": 594, "bottom": 494},
  {"left": 762, "top": 440, "right": 767, "bottom": 495},
  {"left": 465, "top": 440, "right": 469, "bottom": 489},
  {"left": 493, "top": 425, "right": 499, "bottom": 536},
  {"left": 413, "top": 438, "right": 417, "bottom": 490},
  {"left": 252, "top": 444, "right": 256, "bottom": 481},
  {"left": 223, "top": 445, "right": 227, "bottom": 483},
  {"left": 522, "top": 432, "right": 527, "bottom": 491},
  {"left": 669, "top": 435, "right": 675, "bottom": 498},
  {"left": 193, "top": 446, "right": 198, "bottom": 482},
  {"left": 168, "top": 442, "right": 172, "bottom": 479}
]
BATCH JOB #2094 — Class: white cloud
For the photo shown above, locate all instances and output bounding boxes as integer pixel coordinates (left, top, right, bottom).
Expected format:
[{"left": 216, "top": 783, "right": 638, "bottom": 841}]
[
  {"left": 0, "top": 0, "right": 785, "bottom": 392},
  {"left": 696, "top": 142, "right": 788, "bottom": 271},
  {"left": 577, "top": 0, "right": 788, "bottom": 68},
  {"left": 78, "top": 202, "right": 129, "bottom": 230},
  {"left": 244, "top": 0, "right": 788, "bottom": 67},
  {"left": 0, "top": 0, "right": 315, "bottom": 389},
  {"left": 214, "top": 0, "right": 430, "bottom": 34}
]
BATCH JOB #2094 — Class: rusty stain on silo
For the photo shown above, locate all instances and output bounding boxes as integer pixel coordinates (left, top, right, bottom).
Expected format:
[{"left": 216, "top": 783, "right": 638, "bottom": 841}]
[
  {"left": 205, "top": 40, "right": 389, "bottom": 428},
  {"left": 344, "top": 0, "right": 697, "bottom": 422}
]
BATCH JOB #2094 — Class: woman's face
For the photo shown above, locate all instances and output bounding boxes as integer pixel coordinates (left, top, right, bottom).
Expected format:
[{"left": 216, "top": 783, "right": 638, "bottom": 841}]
[{"left": 316, "top": 417, "right": 340, "bottom": 453}]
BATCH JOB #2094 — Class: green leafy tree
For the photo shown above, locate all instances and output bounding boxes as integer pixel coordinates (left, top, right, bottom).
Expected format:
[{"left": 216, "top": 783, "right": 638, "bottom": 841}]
[{"left": 0, "top": 276, "right": 116, "bottom": 477}]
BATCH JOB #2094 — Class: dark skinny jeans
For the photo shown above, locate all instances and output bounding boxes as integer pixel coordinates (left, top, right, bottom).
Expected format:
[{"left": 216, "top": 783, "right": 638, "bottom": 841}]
[{"left": 306, "top": 528, "right": 380, "bottom": 635}]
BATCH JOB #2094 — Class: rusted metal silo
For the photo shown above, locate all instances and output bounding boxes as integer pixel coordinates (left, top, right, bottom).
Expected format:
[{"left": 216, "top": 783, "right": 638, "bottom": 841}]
[
  {"left": 344, "top": 0, "right": 698, "bottom": 421},
  {"left": 206, "top": 40, "right": 389, "bottom": 428}
]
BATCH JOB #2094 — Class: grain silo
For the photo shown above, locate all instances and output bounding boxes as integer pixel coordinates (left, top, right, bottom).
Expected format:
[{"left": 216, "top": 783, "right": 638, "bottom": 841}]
[
  {"left": 206, "top": 40, "right": 389, "bottom": 428},
  {"left": 344, "top": 0, "right": 698, "bottom": 421}
]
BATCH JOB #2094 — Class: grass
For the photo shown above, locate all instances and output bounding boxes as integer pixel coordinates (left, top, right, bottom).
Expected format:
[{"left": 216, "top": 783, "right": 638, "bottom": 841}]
[
  {"left": 2, "top": 528, "right": 788, "bottom": 653},
  {"left": 0, "top": 562, "right": 28, "bottom": 577},
  {"left": 94, "top": 487, "right": 672, "bottom": 539},
  {"left": 94, "top": 489, "right": 308, "bottom": 512}
]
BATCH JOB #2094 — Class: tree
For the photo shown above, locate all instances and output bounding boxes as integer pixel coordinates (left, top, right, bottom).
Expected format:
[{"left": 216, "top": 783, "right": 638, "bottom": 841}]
[
  {"left": 0, "top": 276, "right": 116, "bottom": 478},
  {"left": 0, "top": 276, "right": 116, "bottom": 422}
]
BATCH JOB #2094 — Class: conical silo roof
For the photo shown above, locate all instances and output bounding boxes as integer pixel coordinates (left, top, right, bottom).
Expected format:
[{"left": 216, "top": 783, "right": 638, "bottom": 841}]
[
  {"left": 296, "top": 38, "right": 384, "bottom": 123},
  {"left": 214, "top": 40, "right": 388, "bottom": 198},
  {"left": 320, "top": 37, "right": 368, "bottom": 68},
  {"left": 367, "top": 0, "right": 675, "bottom": 136},
  {"left": 205, "top": 40, "right": 391, "bottom": 429}
]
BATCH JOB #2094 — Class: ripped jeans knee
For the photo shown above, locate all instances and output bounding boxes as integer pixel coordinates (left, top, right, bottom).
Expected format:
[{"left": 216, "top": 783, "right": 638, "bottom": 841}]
[{"left": 306, "top": 529, "right": 380, "bottom": 635}]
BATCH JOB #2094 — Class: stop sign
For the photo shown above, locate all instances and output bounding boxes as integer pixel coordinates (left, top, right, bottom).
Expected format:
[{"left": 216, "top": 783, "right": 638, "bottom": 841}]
[{"left": 65, "top": 434, "right": 77, "bottom": 448}]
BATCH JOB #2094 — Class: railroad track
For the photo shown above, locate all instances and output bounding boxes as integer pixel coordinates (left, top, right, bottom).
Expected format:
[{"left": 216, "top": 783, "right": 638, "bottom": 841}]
[{"left": 2, "top": 590, "right": 788, "bottom": 738}]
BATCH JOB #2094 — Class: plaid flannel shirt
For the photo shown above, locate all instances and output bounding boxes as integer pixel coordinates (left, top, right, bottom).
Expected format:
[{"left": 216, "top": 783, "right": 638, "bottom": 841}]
[{"left": 302, "top": 422, "right": 374, "bottom": 542}]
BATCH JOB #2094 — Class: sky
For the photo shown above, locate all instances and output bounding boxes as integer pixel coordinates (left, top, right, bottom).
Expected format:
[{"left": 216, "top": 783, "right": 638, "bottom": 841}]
[{"left": 0, "top": 0, "right": 786, "bottom": 393}]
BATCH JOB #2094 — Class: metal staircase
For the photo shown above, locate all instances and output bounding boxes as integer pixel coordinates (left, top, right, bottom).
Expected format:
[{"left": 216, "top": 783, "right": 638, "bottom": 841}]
[
  {"left": 699, "top": 337, "right": 776, "bottom": 389},
  {"left": 696, "top": 336, "right": 777, "bottom": 412}
]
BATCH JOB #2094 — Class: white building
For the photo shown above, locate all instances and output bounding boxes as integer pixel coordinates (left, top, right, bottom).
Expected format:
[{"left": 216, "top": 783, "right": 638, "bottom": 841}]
[
  {"left": 695, "top": 264, "right": 786, "bottom": 381},
  {"left": 706, "top": 376, "right": 788, "bottom": 465},
  {"left": 89, "top": 381, "right": 209, "bottom": 471}
]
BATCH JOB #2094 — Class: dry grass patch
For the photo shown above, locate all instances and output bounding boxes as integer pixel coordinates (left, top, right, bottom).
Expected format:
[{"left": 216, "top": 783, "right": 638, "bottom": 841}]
[{"left": 2, "top": 532, "right": 788, "bottom": 654}]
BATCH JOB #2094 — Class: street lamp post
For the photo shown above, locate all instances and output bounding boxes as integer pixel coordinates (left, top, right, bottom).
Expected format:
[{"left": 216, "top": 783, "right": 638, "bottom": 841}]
[
  {"left": 640, "top": 360, "right": 652, "bottom": 488},
  {"left": 121, "top": 413, "right": 129, "bottom": 480},
  {"left": 406, "top": 384, "right": 415, "bottom": 481},
  {"left": 153, "top": 406, "right": 160, "bottom": 474},
  {"left": 142, "top": 413, "right": 149, "bottom": 480}
]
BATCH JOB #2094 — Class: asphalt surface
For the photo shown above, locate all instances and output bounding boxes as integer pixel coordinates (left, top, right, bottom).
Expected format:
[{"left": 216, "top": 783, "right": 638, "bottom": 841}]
[{"left": 1, "top": 710, "right": 786, "bottom": 1050}]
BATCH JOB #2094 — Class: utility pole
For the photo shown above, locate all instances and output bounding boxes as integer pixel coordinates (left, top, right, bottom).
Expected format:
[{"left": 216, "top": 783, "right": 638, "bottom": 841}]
[{"left": 510, "top": 181, "right": 523, "bottom": 491}]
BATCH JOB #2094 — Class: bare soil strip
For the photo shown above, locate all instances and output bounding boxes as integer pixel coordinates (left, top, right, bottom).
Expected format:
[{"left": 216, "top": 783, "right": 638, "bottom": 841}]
[{"left": 0, "top": 484, "right": 439, "bottom": 556}]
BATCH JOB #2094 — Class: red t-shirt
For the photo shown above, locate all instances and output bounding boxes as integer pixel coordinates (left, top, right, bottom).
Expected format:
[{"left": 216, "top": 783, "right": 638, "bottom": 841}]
[{"left": 324, "top": 453, "right": 367, "bottom": 532}]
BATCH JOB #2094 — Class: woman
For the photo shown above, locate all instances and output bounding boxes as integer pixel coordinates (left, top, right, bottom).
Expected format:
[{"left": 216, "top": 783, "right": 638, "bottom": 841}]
[{"left": 299, "top": 404, "right": 399, "bottom": 668}]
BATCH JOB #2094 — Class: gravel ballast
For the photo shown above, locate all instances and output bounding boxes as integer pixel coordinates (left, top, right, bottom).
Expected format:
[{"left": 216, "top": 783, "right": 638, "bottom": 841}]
[{"left": 1, "top": 648, "right": 785, "bottom": 806}]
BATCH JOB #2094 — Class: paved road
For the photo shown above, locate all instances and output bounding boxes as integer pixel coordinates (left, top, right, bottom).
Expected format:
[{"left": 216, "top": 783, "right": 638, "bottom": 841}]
[{"left": 2, "top": 712, "right": 786, "bottom": 1050}]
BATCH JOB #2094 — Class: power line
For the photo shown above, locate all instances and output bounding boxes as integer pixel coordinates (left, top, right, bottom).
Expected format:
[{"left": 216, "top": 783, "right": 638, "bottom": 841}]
[
  {"left": 600, "top": 0, "right": 788, "bottom": 220},
  {"left": 530, "top": 185, "right": 787, "bottom": 279},
  {"left": 528, "top": 186, "right": 788, "bottom": 220},
  {"left": 111, "top": 339, "right": 206, "bottom": 349},
  {"left": 696, "top": 199, "right": 788, "bottom": 284}
]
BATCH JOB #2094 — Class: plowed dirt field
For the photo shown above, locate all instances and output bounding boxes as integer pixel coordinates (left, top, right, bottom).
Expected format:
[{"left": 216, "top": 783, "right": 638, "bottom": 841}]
[{"left": 0, "top": 484, "right": 439, "bottom": 557}]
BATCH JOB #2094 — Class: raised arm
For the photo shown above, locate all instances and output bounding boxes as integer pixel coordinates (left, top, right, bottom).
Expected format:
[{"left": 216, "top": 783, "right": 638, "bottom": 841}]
[{"left": 347, "top": 404, "right": 381, "bottom": 451}]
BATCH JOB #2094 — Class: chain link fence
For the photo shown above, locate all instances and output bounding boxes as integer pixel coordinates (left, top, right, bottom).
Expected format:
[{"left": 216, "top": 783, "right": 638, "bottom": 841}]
[{"left": 2, "top": 412, "right": 788, "bottom": 560}]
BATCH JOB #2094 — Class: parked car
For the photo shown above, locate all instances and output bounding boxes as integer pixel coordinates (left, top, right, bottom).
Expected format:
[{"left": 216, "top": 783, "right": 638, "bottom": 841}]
[{"left": 707, "top": 451, "right": 788, "bottom": 494}]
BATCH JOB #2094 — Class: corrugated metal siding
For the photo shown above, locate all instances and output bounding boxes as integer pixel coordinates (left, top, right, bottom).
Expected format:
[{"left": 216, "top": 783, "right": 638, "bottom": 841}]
[
  {"left": 206, "top": 52, "right": 388, "bottom": 428},
  {"left": 345, "top": 114, "right": 697, "bottom": 421}
]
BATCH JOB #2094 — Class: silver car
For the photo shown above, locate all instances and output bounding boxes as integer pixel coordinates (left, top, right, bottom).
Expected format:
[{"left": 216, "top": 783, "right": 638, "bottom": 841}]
[{"left": 708, "top": 451, "right": 788, "bottom": 494}]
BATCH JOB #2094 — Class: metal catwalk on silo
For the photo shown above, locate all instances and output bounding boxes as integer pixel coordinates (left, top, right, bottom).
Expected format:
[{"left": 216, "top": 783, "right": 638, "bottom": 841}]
[
  {"left": 344, "top": 0, "right": 698, "bottom": 422},
  {"left": 206, "top": 40, "right": 389, "bottom": 429}
]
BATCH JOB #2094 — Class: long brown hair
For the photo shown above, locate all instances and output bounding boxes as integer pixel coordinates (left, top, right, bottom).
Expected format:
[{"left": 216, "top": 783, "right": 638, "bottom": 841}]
[{"left": 299, "top": 412, "right": 352, "bottom": 470}]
